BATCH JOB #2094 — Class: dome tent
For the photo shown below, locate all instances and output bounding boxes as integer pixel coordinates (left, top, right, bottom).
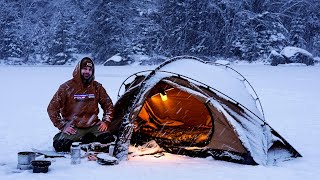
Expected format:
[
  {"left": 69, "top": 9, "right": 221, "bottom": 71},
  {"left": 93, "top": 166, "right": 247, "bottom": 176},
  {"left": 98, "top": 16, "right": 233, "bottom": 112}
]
[{"left": 108, "top": 56, "right": 301, "bottom": 165}]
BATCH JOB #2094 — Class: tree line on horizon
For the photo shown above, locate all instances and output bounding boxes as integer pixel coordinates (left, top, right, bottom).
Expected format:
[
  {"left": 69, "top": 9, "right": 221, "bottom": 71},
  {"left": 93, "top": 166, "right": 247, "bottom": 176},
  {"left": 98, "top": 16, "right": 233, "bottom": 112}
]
[{"left": 0, "top": 0, "right": 319, "bottom": 65}]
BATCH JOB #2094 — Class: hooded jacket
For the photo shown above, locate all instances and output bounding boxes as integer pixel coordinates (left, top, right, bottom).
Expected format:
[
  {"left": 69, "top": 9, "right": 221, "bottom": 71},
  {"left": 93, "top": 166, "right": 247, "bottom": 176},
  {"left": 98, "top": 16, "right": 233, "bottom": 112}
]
[{"left": 47, "top": 58, "right": 114, "bottom": 130}]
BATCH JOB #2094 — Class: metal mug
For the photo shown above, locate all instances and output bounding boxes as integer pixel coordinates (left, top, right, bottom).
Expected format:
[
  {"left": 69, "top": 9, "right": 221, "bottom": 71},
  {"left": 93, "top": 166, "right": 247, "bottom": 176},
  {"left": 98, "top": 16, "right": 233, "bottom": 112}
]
[{"left": 17, "top": 151, "right": 36, "bottom": 170}]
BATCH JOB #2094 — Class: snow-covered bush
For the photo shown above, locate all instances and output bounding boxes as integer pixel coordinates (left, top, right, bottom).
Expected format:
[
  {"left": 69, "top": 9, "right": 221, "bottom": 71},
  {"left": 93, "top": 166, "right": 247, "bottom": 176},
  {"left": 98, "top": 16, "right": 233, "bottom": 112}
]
[
  {"left": 139, "top": 55, "right": 166, "bottom": 65},
  {"left": 268, "top": 47, "right": 315, "bottom": 66},
  {"left": 269, "top": 50, "right": 286, "bottom": 66},
  {"left": 280, "top": 47, "right": 314, "bottom": 66},
  {"left": 103, "top": 54, "right": 132, "bottom": 66}
]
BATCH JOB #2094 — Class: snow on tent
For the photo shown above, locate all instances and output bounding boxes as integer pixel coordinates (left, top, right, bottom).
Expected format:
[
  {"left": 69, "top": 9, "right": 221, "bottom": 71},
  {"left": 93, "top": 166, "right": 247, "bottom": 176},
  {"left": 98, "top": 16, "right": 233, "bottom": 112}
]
[{"left": 108, "top": 56, "right": 301, "bottom": 165}]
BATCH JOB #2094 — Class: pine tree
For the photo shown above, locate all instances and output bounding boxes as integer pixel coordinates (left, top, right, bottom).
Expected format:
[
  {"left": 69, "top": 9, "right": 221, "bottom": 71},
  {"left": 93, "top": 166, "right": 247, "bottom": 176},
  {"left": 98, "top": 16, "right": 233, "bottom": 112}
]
[
  {"left": 230, "top": 11, "right": 288, "bottom": 61},
  {"left": 47, "top": 13, "right": 76, "bottom": 65},
  {"left": 88, "top": 0, "right": 136, "bottom": 62},
  {"left": 290, "top": 17, "right": 307, "bottom": 48},
  {"left": 311, "top": 34, "right": 320, "bottom": 56},
  {"left": 0, "top": 3, "right": 24, "bottom": 60},
  {"left": 156, "top": 0, "right": 220, "bottom": 56}
]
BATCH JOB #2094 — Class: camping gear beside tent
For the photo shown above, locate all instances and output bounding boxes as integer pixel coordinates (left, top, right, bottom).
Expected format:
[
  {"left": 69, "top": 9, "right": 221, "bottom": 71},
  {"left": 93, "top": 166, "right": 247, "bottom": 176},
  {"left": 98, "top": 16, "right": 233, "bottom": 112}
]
[{"left": 108, "top": 56, "right": 302, "bottom": 165}]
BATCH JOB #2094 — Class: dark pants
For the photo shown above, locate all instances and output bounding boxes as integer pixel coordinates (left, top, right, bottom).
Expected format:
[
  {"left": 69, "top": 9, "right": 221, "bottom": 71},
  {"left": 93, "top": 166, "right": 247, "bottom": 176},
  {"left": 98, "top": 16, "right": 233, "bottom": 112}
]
[{"left": 53, "top": 125, "right": 114, "bottom": 152}]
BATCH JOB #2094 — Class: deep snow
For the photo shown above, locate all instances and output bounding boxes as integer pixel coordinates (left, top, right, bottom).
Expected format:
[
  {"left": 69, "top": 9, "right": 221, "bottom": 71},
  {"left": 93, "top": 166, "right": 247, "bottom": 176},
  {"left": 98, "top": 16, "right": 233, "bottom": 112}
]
[{"left": 0, "top": 64, "right": 319, "bottom": 180}]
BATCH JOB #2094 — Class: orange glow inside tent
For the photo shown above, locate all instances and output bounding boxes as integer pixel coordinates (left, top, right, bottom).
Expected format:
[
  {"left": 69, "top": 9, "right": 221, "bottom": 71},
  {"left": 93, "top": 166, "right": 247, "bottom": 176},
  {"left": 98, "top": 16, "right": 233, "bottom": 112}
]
[{"left": 133, "top": 87, "right": 213, "bottom": 147}]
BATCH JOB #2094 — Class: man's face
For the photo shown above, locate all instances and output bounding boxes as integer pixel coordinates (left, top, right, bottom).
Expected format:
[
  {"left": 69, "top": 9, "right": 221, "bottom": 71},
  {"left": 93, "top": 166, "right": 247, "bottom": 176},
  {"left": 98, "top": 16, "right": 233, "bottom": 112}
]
[{"left": 81, "top": 66, "right": 93, "bottom": 79}]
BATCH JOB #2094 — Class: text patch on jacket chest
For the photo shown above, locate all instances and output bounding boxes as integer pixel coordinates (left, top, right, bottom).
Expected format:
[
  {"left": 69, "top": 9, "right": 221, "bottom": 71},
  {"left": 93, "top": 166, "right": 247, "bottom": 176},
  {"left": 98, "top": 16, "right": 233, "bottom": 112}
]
[{"left": 74, "top": 94, "right": 95, "bottom": 102}]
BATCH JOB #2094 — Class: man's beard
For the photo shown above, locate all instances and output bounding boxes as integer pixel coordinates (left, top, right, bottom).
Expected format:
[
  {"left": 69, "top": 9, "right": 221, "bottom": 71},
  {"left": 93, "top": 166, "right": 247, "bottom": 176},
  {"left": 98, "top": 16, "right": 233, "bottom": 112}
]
[
  {"left": 82, "top": 73, "right": 91, "bottom": 79},
  {"left": 81, "top": 73, "right": 93, "bottom": 85}
]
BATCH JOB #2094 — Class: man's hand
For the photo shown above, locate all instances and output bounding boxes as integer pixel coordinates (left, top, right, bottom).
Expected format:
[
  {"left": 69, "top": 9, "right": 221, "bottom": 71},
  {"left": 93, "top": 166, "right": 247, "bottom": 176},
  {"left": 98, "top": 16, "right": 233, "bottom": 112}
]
[
  {"left": 63, "top": 126, "right": 77, "bottom": 135},
  {"left": 98, "top": 121, "right": 109, "bottom": 132}
]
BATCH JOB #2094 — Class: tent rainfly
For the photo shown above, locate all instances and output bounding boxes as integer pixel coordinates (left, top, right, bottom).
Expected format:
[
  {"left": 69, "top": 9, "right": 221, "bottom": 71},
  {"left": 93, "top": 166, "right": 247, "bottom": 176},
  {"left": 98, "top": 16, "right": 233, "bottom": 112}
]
[{"left": 108, "top": 56, "right": 302, "bottom": 165}]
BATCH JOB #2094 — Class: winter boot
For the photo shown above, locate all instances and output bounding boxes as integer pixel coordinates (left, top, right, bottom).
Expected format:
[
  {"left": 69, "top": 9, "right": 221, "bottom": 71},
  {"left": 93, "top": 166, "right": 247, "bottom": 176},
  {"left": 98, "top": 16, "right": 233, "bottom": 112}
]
[
  {"left": 96, "top": 132, "right": 115, "bottom": 144},
  {"left": 53, "top": 139, "right": 73, "bottom": 152},
  {"left": 80, "top": 133, "right": 96, "bottom": 144}
]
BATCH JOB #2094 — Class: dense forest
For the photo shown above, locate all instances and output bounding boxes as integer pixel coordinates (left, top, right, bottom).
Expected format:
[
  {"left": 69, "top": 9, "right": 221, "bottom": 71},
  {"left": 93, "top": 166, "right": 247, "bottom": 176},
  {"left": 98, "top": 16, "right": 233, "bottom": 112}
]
[{"left": 0, "top": 0, "right": 319, "bottom": 65}]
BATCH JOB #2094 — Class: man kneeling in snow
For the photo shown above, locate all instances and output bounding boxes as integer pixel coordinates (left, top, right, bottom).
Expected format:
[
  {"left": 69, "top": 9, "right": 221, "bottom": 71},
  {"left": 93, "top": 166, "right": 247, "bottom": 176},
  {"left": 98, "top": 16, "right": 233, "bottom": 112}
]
[{"left": 47, "top": 57, "right": 115, "bottom": 152}]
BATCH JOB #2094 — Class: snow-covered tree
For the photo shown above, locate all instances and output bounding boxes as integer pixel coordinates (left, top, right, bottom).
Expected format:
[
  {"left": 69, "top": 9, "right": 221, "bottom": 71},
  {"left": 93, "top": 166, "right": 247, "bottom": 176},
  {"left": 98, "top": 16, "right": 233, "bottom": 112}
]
[
  {"left": 155, "top": 0, "right": 227, "bottom": 57},
  {"left": 1, "top": 0, "right": 320, "bottom": 64},
  {"left": 290, "top": 17, "right": 307, "bottom": 48},
  {"left": 47, "top": 13, "right": 77, "bottom": 65},
  {"left": 230, "top": 10, "right": 288, "bottom": 61},
  {"left": 311, "top": 34, "right": 320, "bottom": 56},
  {"left": 304, "top": 1, "right": 320, "bottom": 56},
  {"left": 0, "top": 1, "right": 24, "bottom": 60}
]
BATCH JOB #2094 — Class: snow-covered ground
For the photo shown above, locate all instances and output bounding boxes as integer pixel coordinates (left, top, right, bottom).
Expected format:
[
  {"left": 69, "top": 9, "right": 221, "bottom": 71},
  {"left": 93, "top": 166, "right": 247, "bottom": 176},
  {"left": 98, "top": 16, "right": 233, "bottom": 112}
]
[{"left": 0, "top": 64, "right": 319, "bottom": 179}]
